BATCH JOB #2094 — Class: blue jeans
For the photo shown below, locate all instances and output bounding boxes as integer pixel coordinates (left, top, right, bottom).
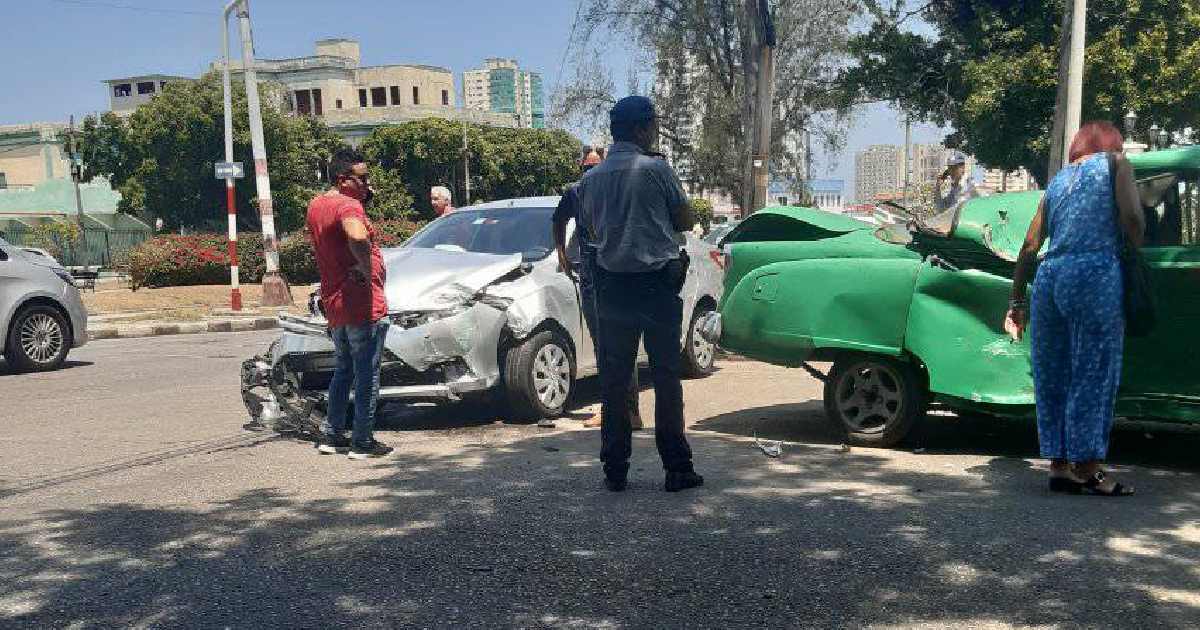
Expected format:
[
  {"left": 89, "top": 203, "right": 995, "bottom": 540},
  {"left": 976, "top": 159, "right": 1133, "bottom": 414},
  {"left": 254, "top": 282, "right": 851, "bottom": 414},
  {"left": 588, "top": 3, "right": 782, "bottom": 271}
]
[{"left": 322, "top": 319, "right": 389, "bottom": 446}]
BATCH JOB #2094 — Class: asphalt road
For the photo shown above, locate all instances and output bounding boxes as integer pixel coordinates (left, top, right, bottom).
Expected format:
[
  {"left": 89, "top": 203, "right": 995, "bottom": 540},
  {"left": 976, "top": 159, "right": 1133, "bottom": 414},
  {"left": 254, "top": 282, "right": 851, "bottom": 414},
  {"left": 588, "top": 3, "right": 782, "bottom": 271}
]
[{"left": 2, "top": 331, "right": 1200, "bottom": 628}]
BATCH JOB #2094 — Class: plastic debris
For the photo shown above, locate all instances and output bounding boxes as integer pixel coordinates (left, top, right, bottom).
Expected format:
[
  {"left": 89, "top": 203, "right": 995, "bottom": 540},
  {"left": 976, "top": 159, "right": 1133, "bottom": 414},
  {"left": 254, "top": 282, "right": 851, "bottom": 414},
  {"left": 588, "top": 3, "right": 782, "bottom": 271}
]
[
  {"left": 753, "top": 431, "right": 783, "bottom": 458},
  {"left": 537, "top": 418, "right": 557, "bottom": 429}
]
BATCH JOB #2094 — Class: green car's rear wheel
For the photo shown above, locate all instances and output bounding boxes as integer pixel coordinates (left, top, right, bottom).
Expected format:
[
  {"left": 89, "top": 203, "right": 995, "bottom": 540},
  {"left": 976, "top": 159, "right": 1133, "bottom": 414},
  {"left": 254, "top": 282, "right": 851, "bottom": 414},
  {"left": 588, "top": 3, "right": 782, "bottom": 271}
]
[{"left": 823, "top": 355, "right": 925, "bottom": 447}]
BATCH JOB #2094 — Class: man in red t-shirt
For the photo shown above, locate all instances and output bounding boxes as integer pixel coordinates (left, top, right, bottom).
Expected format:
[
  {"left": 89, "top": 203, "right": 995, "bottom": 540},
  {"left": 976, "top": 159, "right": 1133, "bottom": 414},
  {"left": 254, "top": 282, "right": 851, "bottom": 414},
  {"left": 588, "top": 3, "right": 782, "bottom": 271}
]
[{"left": 308, "top": 149, "right": 393, "bottom": 459}]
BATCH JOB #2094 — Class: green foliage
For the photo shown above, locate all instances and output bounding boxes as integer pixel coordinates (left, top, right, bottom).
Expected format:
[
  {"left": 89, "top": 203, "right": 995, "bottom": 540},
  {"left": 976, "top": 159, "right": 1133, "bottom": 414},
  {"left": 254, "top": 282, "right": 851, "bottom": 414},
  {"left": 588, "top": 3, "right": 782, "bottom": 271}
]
[
  {"left": 72, "top": 72, "right": 348, "bottom": 233},
  {"left": 278, "top": 219, "right": 424, "bottom": 285},
  {"left": 690, "top": 198, "right": 715, "bottom": 230},
  {"left": 26, "top": 222, "right": 79, "bottom": 260},
  {"left": 839, "top": 0, "right": 1200, "bottom": 183},
  {"left": 129, "top": 233, "right": 264, "bottom": 290},
  {"left": 360, "top": 118, "right": 581, "bottom": 220}
]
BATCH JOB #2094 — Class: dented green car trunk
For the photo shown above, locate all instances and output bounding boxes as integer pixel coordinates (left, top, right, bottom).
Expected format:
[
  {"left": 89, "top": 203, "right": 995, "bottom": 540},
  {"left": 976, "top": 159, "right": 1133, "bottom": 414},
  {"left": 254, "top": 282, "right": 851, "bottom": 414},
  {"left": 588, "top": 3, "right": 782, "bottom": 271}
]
[{"left": 718, "top": 147, "right": 1200, "bottom": 440}]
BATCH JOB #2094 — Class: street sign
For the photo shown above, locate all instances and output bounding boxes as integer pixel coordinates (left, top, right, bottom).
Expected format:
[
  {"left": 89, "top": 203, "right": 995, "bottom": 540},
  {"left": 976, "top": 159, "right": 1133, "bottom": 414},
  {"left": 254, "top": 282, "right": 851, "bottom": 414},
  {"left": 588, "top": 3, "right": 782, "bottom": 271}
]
[{"left": 215, "top": 161, "right": 244, "bottom": 179}]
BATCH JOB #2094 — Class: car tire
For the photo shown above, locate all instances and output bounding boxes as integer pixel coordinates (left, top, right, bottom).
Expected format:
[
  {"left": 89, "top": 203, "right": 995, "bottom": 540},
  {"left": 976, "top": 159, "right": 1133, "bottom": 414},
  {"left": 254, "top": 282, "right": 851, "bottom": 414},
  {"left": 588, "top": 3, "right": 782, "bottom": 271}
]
[
  {"left": 5, "top": 304, "right": 71, "bottom": 373},
  {"left": 823, "top": 354, "right": 926, "bottom": 448},
  {"left": 682, "top": 305, "right": 716, "bottom": 377},
  {"left": 502, "top": 330, "right": 575, "bottom": 421}
]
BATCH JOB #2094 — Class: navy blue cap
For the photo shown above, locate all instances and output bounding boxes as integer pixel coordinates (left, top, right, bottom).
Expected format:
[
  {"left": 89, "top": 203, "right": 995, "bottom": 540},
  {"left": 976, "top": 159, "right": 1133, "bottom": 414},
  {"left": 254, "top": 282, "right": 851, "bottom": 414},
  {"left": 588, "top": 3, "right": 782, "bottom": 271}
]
[{"left": 609, "top": 96, "right": 657, "bottom": 123}]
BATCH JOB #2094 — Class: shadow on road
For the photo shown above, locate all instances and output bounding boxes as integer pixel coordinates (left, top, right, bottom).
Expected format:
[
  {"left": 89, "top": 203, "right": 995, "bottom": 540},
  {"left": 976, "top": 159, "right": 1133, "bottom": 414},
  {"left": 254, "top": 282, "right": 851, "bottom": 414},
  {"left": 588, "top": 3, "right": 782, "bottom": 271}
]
[
  {"left": 696, "top": 401, "right": 1200, "bottom": 473},
  {"left": 0, "top": 359, "right": 94, "bottom": 377},
  {"left": 2, "top": 423, "right": 1199, "bottom": 627}
]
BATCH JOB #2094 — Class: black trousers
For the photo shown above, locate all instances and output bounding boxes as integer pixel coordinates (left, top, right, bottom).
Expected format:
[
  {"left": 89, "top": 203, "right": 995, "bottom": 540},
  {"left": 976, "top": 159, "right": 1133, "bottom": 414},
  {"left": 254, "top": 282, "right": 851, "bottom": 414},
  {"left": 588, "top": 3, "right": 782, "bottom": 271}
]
[
  {"left": 579, "top": 268, "right": 640, "bottom": 422},
  {"left": 594, "top": 266, "right": 693, "bottom": 479}
]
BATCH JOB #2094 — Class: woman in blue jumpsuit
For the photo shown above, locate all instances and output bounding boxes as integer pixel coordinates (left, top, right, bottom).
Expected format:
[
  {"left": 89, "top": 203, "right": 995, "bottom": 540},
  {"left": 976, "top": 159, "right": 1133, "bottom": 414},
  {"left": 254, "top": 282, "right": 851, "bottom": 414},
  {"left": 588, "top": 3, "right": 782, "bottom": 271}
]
[{"left": 1006, "top": 120, "right": 1143, "bottom": 496}]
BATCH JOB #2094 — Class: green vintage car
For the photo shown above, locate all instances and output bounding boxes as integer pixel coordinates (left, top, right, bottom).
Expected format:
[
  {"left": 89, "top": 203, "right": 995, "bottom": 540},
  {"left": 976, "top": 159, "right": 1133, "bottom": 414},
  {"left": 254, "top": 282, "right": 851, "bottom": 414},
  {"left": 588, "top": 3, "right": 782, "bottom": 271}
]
[{"left": 708, "top": 146, "right": 1200, "bottom": 446}]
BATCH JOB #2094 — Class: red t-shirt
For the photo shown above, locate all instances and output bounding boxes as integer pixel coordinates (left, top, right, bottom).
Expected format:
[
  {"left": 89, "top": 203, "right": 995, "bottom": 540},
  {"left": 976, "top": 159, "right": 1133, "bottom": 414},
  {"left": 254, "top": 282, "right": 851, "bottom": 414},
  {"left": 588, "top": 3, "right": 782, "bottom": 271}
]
[{"left": 306, "top": 191, "right": 388, "bottom": 326}]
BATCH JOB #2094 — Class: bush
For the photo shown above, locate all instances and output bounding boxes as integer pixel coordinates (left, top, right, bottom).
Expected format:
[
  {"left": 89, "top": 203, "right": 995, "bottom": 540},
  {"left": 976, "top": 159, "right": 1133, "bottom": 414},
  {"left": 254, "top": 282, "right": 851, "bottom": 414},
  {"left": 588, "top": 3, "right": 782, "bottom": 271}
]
[{"left": 129, "top": 220, "right": 423, "bottom": 289}]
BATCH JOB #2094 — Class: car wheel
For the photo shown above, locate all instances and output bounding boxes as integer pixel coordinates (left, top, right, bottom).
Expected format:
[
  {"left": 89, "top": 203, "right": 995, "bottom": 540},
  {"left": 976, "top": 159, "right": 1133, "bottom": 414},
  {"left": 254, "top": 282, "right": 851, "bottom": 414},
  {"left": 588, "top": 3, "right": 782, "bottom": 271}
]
[
  {"left": 502, "top": 330, "right": 574, "bottom": 421},
  {"left": 682, "top": 305, "right": 716, "bottom": 377},
  {"left": 5, "top": 304, "right": 70, "bottom": 373},
  {"left": 823, "top": 355, "right": 925, "bottom": 447}
]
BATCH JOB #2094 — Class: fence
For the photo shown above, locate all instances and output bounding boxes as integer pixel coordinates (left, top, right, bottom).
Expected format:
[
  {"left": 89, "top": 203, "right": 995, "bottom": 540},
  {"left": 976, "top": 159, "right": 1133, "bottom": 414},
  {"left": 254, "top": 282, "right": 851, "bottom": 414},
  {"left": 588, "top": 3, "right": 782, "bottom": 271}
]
[{"left": 1, "top": 226, "right": 150, "bottom": 269}]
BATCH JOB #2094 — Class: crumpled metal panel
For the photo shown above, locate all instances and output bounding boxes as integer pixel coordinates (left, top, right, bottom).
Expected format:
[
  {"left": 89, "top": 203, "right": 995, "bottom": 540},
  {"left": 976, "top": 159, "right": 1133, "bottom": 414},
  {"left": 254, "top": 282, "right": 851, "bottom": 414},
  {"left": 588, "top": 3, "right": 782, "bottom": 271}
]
[
  {"left": 720, "top": 257, "right": 923, "bottom": 366},
  {"left": 389, "top": 303, "right": 507, "bottom": 376},
  {"left": 903, "top": 264, "right": 1036, "bottom": 407}
]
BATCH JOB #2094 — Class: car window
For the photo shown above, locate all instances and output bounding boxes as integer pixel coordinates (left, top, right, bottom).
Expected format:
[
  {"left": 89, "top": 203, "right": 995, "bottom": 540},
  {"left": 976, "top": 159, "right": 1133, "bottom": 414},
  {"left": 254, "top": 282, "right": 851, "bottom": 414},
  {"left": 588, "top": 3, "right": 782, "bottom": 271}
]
[
  {"left": 1141, "top": 174, "right": 1198, "bottom": 247},
  {"left": 405, "top": 206, "right": 556, "bottom": 261}
]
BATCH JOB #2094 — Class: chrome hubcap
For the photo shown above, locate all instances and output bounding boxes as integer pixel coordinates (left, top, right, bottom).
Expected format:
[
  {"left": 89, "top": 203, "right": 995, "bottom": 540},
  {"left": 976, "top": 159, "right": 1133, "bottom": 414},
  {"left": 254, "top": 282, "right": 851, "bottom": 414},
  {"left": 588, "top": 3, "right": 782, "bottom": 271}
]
[
  {"left": 533, "top": 343, "right": 570, "bottom": 409},
  {"left": 20, "top": 313, "right": 63, "bottom": 364},
  {"left": 835, "top": 362, "right": 903, "bottom": 433},
  {"left": 691, "top": 314, "right": 715, "bottom": 369}
]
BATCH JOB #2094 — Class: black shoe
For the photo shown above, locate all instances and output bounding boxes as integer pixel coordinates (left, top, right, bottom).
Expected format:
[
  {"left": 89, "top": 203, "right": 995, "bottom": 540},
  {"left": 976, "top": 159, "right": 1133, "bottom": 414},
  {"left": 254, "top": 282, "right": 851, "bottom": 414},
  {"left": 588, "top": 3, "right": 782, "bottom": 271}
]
[
  {"left": 316, "top": 434, "right": 351, "bottom": 455},
  {"left": 605, "top": 477, "right": 627, "bottom": 492},
  {"left": 665, "top": 471, "right": 704, "bottom": 493},
  {"left": 348, "top": 439, "right": 394, "bottom": 460}
]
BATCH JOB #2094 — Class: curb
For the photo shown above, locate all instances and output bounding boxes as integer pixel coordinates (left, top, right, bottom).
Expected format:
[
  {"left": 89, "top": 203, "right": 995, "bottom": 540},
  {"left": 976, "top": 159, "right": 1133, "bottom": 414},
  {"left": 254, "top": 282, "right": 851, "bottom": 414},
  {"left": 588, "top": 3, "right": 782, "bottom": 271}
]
[{"left": 88, "top": 317, "right": 280, "bottom": 341}]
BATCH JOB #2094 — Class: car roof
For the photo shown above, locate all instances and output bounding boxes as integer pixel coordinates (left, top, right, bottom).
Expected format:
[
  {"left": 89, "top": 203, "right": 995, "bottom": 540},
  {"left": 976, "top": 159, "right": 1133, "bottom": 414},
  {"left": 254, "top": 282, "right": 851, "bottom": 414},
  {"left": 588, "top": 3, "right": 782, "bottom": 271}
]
[{"left": 464, "top": 196, "right": 562, "bottom": 210}]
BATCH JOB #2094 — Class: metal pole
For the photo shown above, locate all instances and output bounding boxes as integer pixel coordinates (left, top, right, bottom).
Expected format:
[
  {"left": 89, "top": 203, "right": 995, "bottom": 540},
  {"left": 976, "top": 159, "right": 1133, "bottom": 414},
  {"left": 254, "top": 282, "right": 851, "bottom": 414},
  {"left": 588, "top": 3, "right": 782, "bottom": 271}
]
[
  {"left": 745, "top": 0, "right": 774, "bottom": 214},
  {"left": 462, "top": 73, "right": 471, "bottom": 205},
  {"left": 221, "top": 2, "right": 242, "bottom": 311},
  {"left": 234, "top": 0, "right": 292, "bottom": 306},
  {"left": 68, "top": 115, "right": 90, "bottom": 271},
  {"left": 902, "top": 115, "right": 911, "bottom": 209},
  {"left": 1062, "top": 0, "right": 1087, "bottom": 169}
]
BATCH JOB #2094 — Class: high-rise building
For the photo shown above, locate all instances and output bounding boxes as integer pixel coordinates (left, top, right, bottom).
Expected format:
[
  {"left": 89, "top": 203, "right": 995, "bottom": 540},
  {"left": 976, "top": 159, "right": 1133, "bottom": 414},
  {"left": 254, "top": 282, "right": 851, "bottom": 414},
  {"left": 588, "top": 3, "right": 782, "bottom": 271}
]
[
  {"left": 464, "top": 59, "right": 545, "bottom": 129},
  {"left": 981, "top": 167, "right": 1038, "bottom": 193},
  {"left": 855, "top": 145, "right": 905, "bottom": 203}
]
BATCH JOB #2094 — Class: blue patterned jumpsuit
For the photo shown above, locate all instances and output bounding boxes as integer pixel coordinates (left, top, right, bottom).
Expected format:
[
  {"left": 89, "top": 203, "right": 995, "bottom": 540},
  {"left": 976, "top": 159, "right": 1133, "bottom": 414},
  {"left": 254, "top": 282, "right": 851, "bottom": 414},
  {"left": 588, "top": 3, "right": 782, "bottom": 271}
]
[{"left": 1030, "top": 154, "right": 1124, "bottom": 462}]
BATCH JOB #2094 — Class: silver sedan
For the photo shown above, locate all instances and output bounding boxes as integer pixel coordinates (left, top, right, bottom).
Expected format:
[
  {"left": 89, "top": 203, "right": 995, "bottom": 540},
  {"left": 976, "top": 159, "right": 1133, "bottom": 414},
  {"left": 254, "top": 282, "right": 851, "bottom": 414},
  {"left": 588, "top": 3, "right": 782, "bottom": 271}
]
[
  {"left": 243, "top": 196, "right": 725, "bottom": 429},
  {"left": 0, "top": 236, "right": 88, "bottom": 372}
]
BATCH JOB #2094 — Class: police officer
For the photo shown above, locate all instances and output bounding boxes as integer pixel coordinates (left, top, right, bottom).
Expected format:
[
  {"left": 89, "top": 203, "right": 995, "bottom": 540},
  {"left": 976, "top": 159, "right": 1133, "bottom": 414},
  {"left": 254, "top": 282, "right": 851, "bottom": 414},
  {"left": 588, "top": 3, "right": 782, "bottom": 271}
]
[
  {"left": 576, "top": 96, "right": 703, "bottom": 493},
  {"left": 551, "top": 148, "right": 643, "bottom": 431}
]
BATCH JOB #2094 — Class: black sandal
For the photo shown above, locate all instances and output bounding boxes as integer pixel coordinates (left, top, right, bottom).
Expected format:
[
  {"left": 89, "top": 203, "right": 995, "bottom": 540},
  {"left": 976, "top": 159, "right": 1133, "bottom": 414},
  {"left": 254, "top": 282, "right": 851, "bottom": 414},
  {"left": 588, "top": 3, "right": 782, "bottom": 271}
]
[{"left": 1080, "top": 470, "right": 1134, "bottom": 496}]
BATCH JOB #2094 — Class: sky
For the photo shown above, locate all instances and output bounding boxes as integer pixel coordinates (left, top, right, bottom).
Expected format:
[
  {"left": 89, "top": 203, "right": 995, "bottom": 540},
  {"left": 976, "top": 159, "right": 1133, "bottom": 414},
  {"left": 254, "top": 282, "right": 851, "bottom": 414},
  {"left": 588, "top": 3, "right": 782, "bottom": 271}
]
[{"left": 0, "top": 0, "right": 951, "bottom": 201}]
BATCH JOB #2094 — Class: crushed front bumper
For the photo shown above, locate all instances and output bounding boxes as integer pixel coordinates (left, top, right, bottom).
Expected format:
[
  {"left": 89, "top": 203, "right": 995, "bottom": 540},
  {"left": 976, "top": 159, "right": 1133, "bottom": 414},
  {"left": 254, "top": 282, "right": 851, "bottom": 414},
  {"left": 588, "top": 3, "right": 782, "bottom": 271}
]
[{"left": 241, "top": 306, "right": 508, "bottom": 430}]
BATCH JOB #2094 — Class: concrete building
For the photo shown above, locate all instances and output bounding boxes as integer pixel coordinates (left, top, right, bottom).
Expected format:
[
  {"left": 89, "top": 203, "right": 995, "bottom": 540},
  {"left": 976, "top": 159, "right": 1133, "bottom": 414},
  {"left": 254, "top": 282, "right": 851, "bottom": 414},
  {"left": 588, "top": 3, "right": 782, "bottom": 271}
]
[
  {"left": 464, "top": 59, "right": 545, "bottom": 129},
  {"left": 768, "top": 179, "right": 844, "bottom": 212},
  {"left": 0, "top": 123, "right": 68, "bottom": 190},
  {"left": 103, "top": 75, "right": 194, "bottom": 114},
  {"left": 981, "top": 166, "right": 1038, "bottom": 194},
  {"left": 205, "top": 39, "right": 516, "bottom": 143},
  {"left": 855, "top": 145, "right": 905, "bottom": 204}
]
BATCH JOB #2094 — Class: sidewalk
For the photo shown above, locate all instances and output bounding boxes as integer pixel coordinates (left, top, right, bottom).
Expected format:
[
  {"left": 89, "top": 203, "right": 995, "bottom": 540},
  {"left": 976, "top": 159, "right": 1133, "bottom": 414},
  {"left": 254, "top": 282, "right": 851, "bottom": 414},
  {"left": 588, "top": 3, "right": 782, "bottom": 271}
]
[{"left": 83, "top": 284, "right": 312, "bottom": 340}]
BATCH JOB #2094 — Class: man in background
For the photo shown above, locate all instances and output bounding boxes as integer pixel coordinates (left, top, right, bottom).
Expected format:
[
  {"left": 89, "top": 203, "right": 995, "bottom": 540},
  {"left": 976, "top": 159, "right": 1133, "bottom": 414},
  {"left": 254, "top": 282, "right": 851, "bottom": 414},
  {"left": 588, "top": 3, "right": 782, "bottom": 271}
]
[
  {"left": 431, "top": 185, "right": 455, "bottom": 217},
  {"left": 307, "top": 149, "right": 394, "bottom": 460},
  {"left": 576, "top": 96, "right": 703, "bottom": 493},
  {"left": 552, "top": 147, "right": 643, "bottom": 432},
  {"left": 934, "top": 154, "right": 979, "bottom": 215}
]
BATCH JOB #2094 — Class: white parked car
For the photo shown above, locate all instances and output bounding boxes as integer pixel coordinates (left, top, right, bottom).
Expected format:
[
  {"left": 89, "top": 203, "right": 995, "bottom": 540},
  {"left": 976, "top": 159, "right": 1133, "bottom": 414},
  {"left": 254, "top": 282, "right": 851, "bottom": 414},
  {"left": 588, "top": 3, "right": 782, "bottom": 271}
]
[{"left": 243, "top": 196, "right": 726, "bottom": 430}]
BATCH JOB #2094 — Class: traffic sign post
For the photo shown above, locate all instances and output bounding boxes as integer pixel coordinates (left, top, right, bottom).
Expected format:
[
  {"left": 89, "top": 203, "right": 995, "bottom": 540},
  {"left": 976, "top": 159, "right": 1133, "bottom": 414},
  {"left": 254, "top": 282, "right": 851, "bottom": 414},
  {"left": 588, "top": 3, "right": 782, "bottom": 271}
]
[{"left": 215, "top": 161, "right": 244, "bottom": 311}]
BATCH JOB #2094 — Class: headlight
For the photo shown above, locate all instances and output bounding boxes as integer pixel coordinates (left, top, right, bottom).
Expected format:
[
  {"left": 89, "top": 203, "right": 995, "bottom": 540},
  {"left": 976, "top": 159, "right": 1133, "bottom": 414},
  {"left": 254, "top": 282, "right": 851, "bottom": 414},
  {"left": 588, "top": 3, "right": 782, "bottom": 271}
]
[
  {"left": 52, "top": 268, "right": 75, "bottom": 286},
  {"left": 390, "top": 307, "right": 467, "bottom": 329}
]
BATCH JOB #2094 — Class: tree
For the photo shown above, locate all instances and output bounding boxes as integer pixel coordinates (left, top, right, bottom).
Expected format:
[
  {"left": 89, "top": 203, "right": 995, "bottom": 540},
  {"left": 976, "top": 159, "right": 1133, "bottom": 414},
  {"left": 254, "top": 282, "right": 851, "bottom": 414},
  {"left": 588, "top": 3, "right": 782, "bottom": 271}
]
[
  {"left": 73, "top": 71, "right": 347, "bottom": 232},
  {"left": 838, "top": 0, "right": 1200, "bottom": 184},
  {"left": 557, "top": 0, "right": 862, "bottom": 204},
  {"left": 360, "top": 118, "right": 582, "bottom": 220}
]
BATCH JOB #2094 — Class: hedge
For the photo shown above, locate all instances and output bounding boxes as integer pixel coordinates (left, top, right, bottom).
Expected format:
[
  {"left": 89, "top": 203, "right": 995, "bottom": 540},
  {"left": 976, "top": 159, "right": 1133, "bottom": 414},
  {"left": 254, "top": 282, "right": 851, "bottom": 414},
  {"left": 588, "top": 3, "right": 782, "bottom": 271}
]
[{"left": 129, "top": 220, "right": 423, "bottom": 289}]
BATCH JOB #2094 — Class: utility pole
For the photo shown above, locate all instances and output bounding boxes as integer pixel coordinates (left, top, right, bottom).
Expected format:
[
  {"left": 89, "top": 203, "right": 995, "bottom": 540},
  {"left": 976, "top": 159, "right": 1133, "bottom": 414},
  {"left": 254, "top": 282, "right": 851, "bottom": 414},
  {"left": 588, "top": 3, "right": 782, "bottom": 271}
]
[
  {"left": 1048, "top": 0, "right": 1086, "bottom": 180},
  {"left": 220, "top": 2, "right": 242, "bottom": 311},
  {"left": 902, "top": 115, "right": 912, "bottom": 209},
  {"left": 232, "top": 0, "right": 291, "bottom": 306},
  {"left": 461, "top": 73, "right": 471, "bottom": 205},
  {"left": 742, "top": 0, "right": 776, "bottom": 216},
  {"left": 67, "top": 115, "right": 90, "bottom": 271}
]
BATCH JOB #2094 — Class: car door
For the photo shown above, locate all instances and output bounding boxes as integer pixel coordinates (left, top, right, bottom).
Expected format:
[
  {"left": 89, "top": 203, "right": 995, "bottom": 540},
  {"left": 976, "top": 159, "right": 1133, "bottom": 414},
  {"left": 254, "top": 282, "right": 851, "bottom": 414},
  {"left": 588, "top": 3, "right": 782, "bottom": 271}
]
[
  {"left": 561, "top": 220, "right": 598, "bottom": 374},
  {"left": 1120, "top": 174, "right": 1200, "bottom": 408}
]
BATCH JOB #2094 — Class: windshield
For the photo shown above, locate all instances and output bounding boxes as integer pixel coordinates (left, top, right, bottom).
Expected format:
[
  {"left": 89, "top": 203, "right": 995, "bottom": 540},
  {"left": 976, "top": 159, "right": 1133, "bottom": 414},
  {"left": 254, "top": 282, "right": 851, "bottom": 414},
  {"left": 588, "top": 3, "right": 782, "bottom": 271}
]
[{"left": 404, "top": 206, "right": 556, "bottom": 261}]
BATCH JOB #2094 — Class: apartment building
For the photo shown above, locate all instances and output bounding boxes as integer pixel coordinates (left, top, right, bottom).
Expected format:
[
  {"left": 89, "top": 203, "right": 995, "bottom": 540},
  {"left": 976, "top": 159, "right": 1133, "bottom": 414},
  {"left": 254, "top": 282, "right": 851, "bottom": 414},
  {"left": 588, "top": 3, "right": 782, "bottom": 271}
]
[
  {"left": 103, "top": 74, "right": 194, "bottom": 114},
  {"left": 463, "top": 59, "right": 545, "bottom": 129},
  {"left": 855, "top": 145, "right": 905, "bottom": 203},
  {"left": 981, "top": 166, "right": 1038, "bottom": 193}
]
